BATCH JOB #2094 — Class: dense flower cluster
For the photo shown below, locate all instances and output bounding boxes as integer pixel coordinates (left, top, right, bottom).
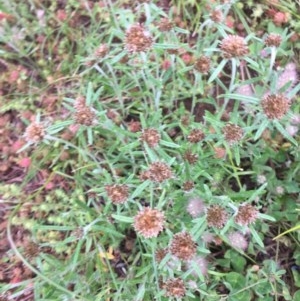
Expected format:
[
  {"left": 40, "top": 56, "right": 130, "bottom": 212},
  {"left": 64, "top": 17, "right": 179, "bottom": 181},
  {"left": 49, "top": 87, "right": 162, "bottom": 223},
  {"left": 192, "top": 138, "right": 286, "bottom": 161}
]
[
  {"left": 140, "top": 162, "right": 173, "bottom": 183},
  {"left": 261, "top": 94, "right": 290, "bottom": 119},
  {"left": 265, "top": 33, "right": 282, "bottom": 47},
  {"left": 182, "top": 181, "right": 195, "bottom": 192},
  {"left": 220, "top": 35, "right": 249, "bottom": 58},
  {"left": 183, "top": 150, "right": 198, "bottom": 164},
  {"left": 124, "top": 24, "right": 153, "bottom": 53},
  {"left": 194, "top": 56, "right": 211, "bottom": 74},
  {"left": 24, "top": 122, "right": 45, "bottom": 143},
  {"left": 228, "top": 231, "right": 248, "bottom": 250},
  {"left": 169, "top": 231, "right": 197, "bottom": 260},
  {"left": 133, "top": 207, "right": 165, "bottom": 238},
  {"left": 164, "top": 278, "right": 186, "bottom": 298},
  {"left": 187, "top": 129, "right": 205, "bottom": 143},
  {"left": 187, "top": 197, "right": 205, "bottom": 218},
  {"left": 140, "top": 128, "right": 160, "bottom": 148},
  {"left": 223, "top": 124, "right": 243, "bottom": 144},
  {"left": 105, "top": 184, "right": 129, "bottom": 204},
  {"left": 235, "top": 203, "right": 258, "bottom": 226},
  {"left": 206, "top": 205, "right": 228, "bottom": 228},
  {"left": 74, "top": 98, "right": 96, "bottom": 126}
]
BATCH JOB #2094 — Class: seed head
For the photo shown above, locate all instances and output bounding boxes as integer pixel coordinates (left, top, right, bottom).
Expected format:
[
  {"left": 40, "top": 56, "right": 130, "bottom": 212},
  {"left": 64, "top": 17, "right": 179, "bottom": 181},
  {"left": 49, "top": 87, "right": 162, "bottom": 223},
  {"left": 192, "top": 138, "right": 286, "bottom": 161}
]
[
  {"left": 74, "top": 106, "right": 96, "bottom": 126},
  {"left": 125, "top": 24, "right": 153, "bottom": 53},
  {"left": 211, "top": 9, "right": 223, "bottom": 23},
  {"left": 265, "top": 33, "right": 282, "bottom": 47},
  {"left": 157, "top": 18, "right": 174, "bottom": 32},
  {"left": 182, "top": 180, "right": 195, "bottom": 192},
  {"left": 206, "top": 205, "right": 228, "bottom": 228},
  {"left": 194, "top": 56, "right": 211, "bottom": 74},
  {"left": 183, "top": 150, "right": 198, "bottom": 164},
  {"left": 105, "top": 184, "right": 129, "bottom": 204},
  {"left": 223, "top": 124, "right": 243, "bottom": 144},
  {"left": 228, "top": 231, "right": 248, "bottom": 251},
  {"left": 187, "top": 129, "right": 205, "bottom": 143},
  {"left": 169, "top": 231, "right": 197, "bottom": 260},
  {"left": 220, "top": 35, "right": 249, "bottom": 59},
  {"left": 25, "top": 122, "right": 45, "bottom": 143},
  {"left": 261, "top": 94, "right": 290, "bottom": 120},
  {"left": 164, "top": 278, "right": 186, "bottom": 298},
  {"left": 235, "top": 203, "right": 258, "bottom": 226},
  {"left": 214, "top": 147, "right": 226, "bottom": 159},
  {"left": 140, "top": 162, "right": 173, "bottom": 183},
  {"left": 187, "top": 197, "right": 205, "bottom": 218},
  {"left": 140, "top": 128, "right": 160, "bottom": 148},
  {"left": 155, "top": 248, "right": 168, "bottom": 263},
  {"left": 133, "top": 207, "right": 165, "bottom": 238},
  {"left": 94, "top": 44, "right": 109, "bottom": 57}
]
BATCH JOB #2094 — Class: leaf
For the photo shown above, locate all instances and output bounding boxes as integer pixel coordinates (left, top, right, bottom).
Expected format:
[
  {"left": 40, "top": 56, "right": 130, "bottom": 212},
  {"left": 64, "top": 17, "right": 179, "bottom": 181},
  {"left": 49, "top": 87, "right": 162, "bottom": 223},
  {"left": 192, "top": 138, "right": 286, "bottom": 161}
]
[
  {"left": 111, "top": 214, "right": 134, "bottom": 223},
  {"left": 249, "top": 226, "right": 264, "bottom": 248},
  {"left": 208, "top": 59, "right": 227, "bottom": 83}
]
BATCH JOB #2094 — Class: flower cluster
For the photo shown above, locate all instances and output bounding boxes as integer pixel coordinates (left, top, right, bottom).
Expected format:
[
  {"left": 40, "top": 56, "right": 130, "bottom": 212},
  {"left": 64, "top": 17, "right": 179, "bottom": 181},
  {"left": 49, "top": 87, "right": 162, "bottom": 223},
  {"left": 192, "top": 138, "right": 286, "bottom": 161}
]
[
  {"left": 220, "top": 35, "right": 249, "bottom": 58},
  {"left": 235, "top": 203, "right": 258, "bottom": 226},
  {"left": 24, "top": 122, "right": 45, "bottom": 143},
  {"left": 140, "top": 162, "right": 173, "bottom": 183},
  {"left": 223, "top": 124, "right": 243, "bottom": 144},
  {"left": 133, "top": 207, "right": 165, "bottom": 238},
  {"left": 169, "top": 231, "right": 197, "bottom": 260},
  {"left": 187, "top": 197, "right": 205, "bottom": 218},
  {"left": 265, "top": 33, "right": 282, "bottom": 47},
  {"left": 206, "top": 205, "right": 228, "bottom": 228},
  {"left": 124, "top": 24, "right": 153, "bottom": 53},
  {"left": 187, "top": 129, "right": 205, "bottom": 143},
  {"left": 261, "top": 94, "right": 290, "bottom": 119},
  {"left": 194, "top": 56, "right": 211, "bottom": 74},
  {"left": 140, "top": 128, "right": 160, "bottom": 148},
  {"left": 164, "top": 278, "right": 186, "bottom": 298},
  {"left": 74, "top": 97, "right": 97, "bottom": 126},
  {"left": 105, "top": 184, "right": 129, "bottom": 204}
]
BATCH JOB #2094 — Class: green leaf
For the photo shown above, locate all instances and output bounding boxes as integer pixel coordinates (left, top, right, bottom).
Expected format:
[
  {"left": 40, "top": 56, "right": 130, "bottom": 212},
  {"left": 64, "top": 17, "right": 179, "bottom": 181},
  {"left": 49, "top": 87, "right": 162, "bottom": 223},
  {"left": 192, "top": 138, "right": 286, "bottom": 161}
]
[{"left": 111, "top": 214, "right": 134, "bottom": 223}]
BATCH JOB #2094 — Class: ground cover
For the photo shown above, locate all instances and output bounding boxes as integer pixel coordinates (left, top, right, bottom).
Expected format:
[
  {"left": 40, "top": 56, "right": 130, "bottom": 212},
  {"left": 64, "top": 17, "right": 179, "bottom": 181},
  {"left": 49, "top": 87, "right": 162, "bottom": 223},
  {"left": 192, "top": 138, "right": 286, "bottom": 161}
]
[{"left": 0, "top": 0, "right": 300, "bottom": 300}]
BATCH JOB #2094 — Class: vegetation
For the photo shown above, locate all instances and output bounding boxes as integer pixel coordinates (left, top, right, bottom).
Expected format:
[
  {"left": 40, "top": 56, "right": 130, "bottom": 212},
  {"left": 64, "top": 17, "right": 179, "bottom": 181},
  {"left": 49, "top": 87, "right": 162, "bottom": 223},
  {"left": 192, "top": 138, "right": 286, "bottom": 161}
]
[{"left": 0, "top": 0, "right": 299, "bottom": 300}]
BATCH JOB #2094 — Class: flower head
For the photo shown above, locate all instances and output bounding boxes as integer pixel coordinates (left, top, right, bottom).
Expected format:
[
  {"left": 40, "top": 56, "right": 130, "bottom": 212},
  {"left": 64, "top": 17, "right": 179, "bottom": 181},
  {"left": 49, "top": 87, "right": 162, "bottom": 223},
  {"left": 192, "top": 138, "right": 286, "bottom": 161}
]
[
  {"left": 183, "top": 150, "right": 198, "bottom": 164},
  {"left": 223, "top": 124, "right": 243, "bottom": 144},
  {"left": 140, "top": 162, "right": 173, "bottom": 183},
  {"left": 182, "top": 181, "right": 195, "bottom": 192},
  {"left": 25, "top": 122, "right": 45, "bottom": 143},
  {"left": 133, "top": 207, "right": 165, "bottom": 238},
  {"left": 194, "top": 56, "right": 211, "bottom": 74},
  {"left": 187, "top": 129, "right": 205, "bottom": 143},
  {"left": 140, "top": 128, "right": 160, "bottom": 148},
  {"left": 235, "top": 203, "right": 258, "bottom": 226},
  {"left": 105, "top": 184, "right": 129, "bottom": 204},
  {"left": 188, "top": 256, "right": 208, "bottom": 276},
  {"left": 228, "top": 231, "right": 248, "bottom": 250},
  {"left": 169, "top": 231, "right": 197, "bottom": 260},
  {"left": 265, "top": 33, "right": 282, "bottom": 47},
  {"left": 157, "top": 18, "right": 174, "bottom": 32},
  {"left": 187, "top": 197, "right": 206, "bottom": 218},
  {"left": 155, "top": 248, "right": 168, "bottom": 263},
  {"left": 74, "top": 98, "right": 97, "bottom": 126},
  {"left": 164, "top": 278, "right": 186, "bottom": 298},
  {"left": 261, "top": 94, "right": 290, "bottom": 119},
  {"left": 211, "top": 9, "right": 223, "bottom": 23},
  {"left": 220, "top": 35, "right": 249, "bottom": 59},
  {"left": 125, "top": 24, "right": 153, "bottom": 53},
  {"left": 206, "top": 205, "right": 228, "bottom": 228}
]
